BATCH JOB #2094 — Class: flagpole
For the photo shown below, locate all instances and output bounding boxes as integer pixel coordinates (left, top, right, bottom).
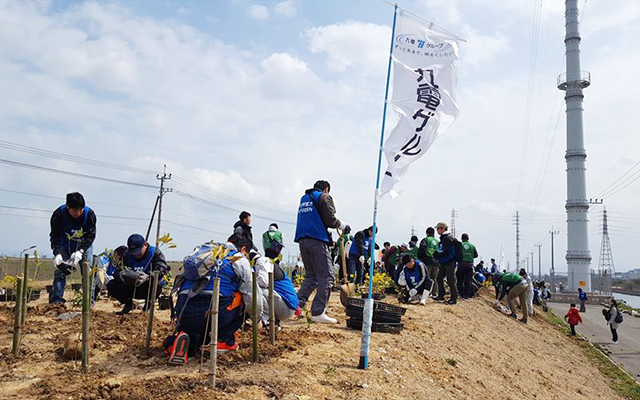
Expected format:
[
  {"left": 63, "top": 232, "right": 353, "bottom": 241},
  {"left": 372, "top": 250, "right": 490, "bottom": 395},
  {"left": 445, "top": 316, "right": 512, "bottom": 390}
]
[{"left": 358, "top": 3, "right": 398, "bottom": 371}]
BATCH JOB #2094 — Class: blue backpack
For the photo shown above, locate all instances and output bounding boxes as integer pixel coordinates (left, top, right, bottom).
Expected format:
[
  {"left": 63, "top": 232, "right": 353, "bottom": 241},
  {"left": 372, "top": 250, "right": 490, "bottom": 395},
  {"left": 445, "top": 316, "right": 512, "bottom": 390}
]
[{"left": 173, "top": 241, "right": 243, "bottom": 296}]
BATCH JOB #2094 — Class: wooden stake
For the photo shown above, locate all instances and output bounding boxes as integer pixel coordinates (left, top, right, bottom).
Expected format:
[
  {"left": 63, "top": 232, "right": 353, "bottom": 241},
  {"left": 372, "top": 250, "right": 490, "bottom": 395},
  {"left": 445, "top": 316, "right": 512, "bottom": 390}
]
[
  {"left": 20, "top": 254, "right": 29, "bottom": 325},
  {"left": 252, "top": 270, "right": 258, "bottom": 363},
  {"left": 208, "top": 277, "right": 220, "bottom": 388},
  {"left": 81, "top": 261, "right": 90, "bottom": 373},
  {"left": 145, "top": 271, "right": 160, "bottom": 356},
  {"left": 268, "top": 272, "right": 275, "bottom": 344},
  {"left": 12, "top": 278, "right": 23, "bottom": 357}
]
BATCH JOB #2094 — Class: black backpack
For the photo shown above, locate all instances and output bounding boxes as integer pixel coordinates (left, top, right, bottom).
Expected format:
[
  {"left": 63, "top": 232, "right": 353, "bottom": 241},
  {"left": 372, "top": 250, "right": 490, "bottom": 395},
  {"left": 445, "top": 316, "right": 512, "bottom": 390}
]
[{"left": 453, "top": 238, "right": 464, "bottom": 262}]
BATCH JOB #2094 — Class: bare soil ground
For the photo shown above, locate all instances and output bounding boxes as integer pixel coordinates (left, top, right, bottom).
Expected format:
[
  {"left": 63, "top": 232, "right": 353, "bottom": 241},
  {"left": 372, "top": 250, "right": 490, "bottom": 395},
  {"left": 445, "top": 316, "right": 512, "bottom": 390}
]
[{"left": 0, "top": 287, "right": 626, "bottom": 400}]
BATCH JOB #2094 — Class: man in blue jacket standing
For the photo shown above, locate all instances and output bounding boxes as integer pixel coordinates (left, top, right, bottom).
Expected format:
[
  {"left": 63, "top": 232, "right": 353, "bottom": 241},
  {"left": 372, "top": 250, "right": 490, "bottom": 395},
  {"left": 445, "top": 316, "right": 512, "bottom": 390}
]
[
  {"left": 348, "top": 226, "right": 375, "bottom": 285},
  {"left": 49, "top": 192, "right": 97, "bottom": 304},
  {"left": 294, "top": 180, "right": 348, "bottom": 324}
]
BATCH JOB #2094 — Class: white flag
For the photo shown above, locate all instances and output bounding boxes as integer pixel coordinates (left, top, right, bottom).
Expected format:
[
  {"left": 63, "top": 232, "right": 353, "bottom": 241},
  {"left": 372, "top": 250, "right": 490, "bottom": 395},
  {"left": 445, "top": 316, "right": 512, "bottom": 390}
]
[{"left": 381, "top": 10, "right": 461, "bottom": 198}]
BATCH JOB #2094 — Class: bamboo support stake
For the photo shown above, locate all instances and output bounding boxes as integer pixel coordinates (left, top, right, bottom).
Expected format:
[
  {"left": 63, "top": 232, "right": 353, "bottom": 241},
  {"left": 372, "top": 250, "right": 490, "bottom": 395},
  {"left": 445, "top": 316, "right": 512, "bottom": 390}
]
[
  {"left": 12, "top": 278, "right": 23, "bottom": 357},
  {"left": 145, "top": 271, "right": 160, "bottom": 356},
  {"left": 268, "top": 272, "right": 275, "bottom": 344},
  {"left": 81, "top": 261, "right": 90, "bottom": 373},
  {"left": 252, "top": 270, "right": 258, "bottom": 363},
  {"left": 208, "top": 277, "right": 220, "bottom": 388},
  {"left": 20, "top": 254, "right": 29, "bottom": 325}
]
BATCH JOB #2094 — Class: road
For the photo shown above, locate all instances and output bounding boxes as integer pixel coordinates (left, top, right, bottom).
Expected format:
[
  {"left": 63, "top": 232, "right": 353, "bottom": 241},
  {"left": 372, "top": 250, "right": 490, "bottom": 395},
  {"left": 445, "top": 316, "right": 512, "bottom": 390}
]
[{"left": 549, "top": 302, "right": 640, "bottom": 380}]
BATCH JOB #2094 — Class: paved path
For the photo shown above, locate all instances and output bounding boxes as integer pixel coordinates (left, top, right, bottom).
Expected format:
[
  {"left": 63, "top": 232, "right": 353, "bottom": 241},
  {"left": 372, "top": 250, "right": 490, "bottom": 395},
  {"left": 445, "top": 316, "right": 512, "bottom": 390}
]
[{"left": 549, "top": 302, "right": 640, "bottom": 380}]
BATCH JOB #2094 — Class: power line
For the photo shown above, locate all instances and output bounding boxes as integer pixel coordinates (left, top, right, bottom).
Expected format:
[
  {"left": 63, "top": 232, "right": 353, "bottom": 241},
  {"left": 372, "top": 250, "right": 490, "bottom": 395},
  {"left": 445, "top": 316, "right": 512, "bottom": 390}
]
[
  {"left": 0, "top": 139, "right": 158, "bottom": 175},
  {"left": 0, "top": 158, "right": 157, "bottom": 189},
  {"left": 173, "top": 189, "right": 295, "bottom": 225},
  {"left": 0, "top": 188, "right": 152, "bottom": 211}
]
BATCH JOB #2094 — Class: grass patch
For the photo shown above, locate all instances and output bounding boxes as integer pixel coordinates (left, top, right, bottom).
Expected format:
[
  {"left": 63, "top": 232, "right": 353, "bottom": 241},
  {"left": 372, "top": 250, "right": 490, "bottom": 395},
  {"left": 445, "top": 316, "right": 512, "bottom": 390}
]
[
  {"left": 540, "top": 309, "right": 640, "bottom": 399},
  {"left": 445, "top": 358, "right": 457, "bottom": 367}
]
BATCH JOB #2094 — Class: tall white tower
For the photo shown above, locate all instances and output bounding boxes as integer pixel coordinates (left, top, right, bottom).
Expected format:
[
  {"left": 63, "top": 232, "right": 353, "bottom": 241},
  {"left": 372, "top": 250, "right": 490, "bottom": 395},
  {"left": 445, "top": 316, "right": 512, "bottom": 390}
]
[{"left": 558, "top": 0, "right": 591, "bottom": 292}]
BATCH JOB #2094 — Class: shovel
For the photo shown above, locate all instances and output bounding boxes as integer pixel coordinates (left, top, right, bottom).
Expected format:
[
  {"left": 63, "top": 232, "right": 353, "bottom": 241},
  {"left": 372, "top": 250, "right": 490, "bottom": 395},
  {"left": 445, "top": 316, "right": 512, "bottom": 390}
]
[{"left": 338, "top": 230, "right": 356, "bottom": 306}]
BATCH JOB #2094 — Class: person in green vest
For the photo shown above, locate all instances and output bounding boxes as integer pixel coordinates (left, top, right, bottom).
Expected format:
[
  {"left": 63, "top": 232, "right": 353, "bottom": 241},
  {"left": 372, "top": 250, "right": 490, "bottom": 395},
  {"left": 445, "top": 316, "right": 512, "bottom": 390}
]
[
  {"left": 418, "top": 227, "right": 440, "bottom": 298},
  {"left": 456, "top": 233, "right": 478, "bottom": 299},
  {"left": 262, "top": 223, "right": 284, "bottom": 261},
  {"left": 495, "top": 272, "right": 529, "bottom": 323}
]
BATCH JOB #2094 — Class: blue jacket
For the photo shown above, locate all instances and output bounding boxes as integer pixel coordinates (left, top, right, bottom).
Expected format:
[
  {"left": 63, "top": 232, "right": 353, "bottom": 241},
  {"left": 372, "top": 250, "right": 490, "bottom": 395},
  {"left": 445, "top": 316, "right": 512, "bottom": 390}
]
[
  {"left": 349, "top": 231, "right": 372, "bottom": 258},
  {"left": 274, "top": 273, "right": 299, "bottom": 310},
  {"left": 294, "top": 189, "right": 329, "bottom": 243},
  {"left": 50, "top": 205, "right": 96, "bottom": 255},
  {"left": 126, "top": 246, "right": 156, "bottom": 273},
  {"left": 437, "top": 234, "right": 456, "bottom": 264}
]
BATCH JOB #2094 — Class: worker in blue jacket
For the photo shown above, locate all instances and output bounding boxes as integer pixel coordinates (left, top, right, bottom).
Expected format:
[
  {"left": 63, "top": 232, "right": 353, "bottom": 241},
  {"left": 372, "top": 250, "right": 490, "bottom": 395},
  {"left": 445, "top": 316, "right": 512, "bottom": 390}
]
[
  {"left": 106, "top": 234, "right": 169, "bottom": 315},
  {"left": 48, "top": 192, "right": 97, "bottom": 304}
]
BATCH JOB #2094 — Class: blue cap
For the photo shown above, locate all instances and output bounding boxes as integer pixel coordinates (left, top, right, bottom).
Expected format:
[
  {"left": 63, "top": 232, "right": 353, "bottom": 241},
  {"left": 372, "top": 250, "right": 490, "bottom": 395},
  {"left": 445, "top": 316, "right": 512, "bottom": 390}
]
[{"left": 127, "top": 234, "right": 146, "bottom": 257}]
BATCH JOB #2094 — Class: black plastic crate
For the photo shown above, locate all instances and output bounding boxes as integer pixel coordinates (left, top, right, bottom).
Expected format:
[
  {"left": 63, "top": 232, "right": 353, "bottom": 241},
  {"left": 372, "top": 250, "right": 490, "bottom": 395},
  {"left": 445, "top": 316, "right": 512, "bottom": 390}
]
[
  {"left": 346, "top": 307, "right": 402, "bottom": 323},
  {"left": 346, "top": 318, "right": 404, "bottom": 333},
  {"left": 345, "top": 297, "right": 407, "bottom": 316}
]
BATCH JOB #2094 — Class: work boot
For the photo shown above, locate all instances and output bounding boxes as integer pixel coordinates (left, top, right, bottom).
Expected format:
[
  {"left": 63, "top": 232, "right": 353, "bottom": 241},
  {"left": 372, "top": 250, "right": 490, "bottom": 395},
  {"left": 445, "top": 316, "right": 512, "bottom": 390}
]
[
  {"left": 311, "top": 313, "right": 338, "bottom": 324},
  {"left": 419, "top": 290, "right": 430, "bottom": 306},
  {"left": 446, "top": 299, "right": 457, "bottom": 305},
  {"left": 519, "top": 318, "right": 528, "bottom": 324},
  {"left": 116, "top": 302, "right": 134, "bottom": 315}
]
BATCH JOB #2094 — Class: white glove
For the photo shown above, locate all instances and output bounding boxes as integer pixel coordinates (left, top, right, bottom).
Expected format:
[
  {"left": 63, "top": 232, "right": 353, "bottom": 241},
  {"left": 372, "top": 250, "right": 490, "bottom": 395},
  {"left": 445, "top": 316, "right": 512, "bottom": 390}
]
[
  {"left": 71, "top": 250, "right": 84, "bottom": 266},
  {"left": 359, "top": 256, "right": 365, "bottom": 265},
  {"left": 54, "top": 254, "right": 63, "bottom": 266},
  {"left": 409, "top": 289, "right": 418, "bottom": 297}
]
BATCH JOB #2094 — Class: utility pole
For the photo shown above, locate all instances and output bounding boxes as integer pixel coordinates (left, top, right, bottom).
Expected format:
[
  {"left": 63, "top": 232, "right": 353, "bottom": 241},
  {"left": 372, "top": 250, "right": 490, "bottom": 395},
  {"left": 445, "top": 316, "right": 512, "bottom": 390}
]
[
  {"left": 550, "top": 227, "right": 559, "bottom": 292},
  {"left": 155, "top": 165, "right": 172, "bottom": 246},
  {"left": 450, "top": 208, "right": 457, "bottom": 238},
  {"left": 535, "top": 243, "right": 542, "bottom": 280},
  {"left": 513, "top": 211, "right": 520, "bottom": 271},
  {"left": 529, "top": 251, "right": 534, "bottom": 276}
]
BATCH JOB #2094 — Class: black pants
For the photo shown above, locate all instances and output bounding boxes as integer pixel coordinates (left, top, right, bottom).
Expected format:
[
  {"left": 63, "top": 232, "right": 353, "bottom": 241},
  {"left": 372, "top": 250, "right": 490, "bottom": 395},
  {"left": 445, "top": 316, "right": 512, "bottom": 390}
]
[
  {"left": 436, "top": 262, "right": 457, "bottom": 301},
  {"left": 107, "top": 273, "right": 162, "bottom": 306},
  {"left": 570, "top": 324, "right": 576, "bottom": 336},
  {"left": 610, "top": 325, "right": 618, "bottom": 342},
  {"left": 456, "top": 263, "right": 474, "bottom": 299}
]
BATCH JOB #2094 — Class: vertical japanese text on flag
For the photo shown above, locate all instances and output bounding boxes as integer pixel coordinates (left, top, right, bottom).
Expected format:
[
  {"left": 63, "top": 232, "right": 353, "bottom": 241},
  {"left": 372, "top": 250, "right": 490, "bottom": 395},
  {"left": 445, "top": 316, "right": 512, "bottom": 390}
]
[{"left": 380, "top": 11, "right": 462, "bottom": 198}]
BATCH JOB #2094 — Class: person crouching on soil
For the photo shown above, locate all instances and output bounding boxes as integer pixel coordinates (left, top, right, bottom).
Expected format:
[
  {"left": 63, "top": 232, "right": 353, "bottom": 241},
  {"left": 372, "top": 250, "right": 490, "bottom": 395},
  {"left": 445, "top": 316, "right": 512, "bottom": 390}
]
[
  {"left": 251, "top": 251, "right": 298, "bottom": 329},
  {"left": 164, "top": 234, "right": 262, "bottom": 365},
  {"left": 564, "top": 303, "right": 582, "bottom": 336},
  {"left": 397, "top": 254, "right": 432, "bottom": 305},
  {"left": 107, "top": 234, "right": 169, "bottom": 315},
  {"left": 494, "top": 272, "right": 529, "bottom": 324}
]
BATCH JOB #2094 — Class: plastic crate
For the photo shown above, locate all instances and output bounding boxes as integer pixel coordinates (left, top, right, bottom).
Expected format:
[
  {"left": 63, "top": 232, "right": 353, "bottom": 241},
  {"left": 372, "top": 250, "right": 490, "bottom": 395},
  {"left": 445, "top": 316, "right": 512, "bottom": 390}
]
[
  {"left": 345, "top": 297, "right": 407, "bottom": 316},
  {"left": 346, "top": 307, "right": 402, "bottom": 323},
  {"left": 346, "top": 318, "right": 404, "bottom": 333}
]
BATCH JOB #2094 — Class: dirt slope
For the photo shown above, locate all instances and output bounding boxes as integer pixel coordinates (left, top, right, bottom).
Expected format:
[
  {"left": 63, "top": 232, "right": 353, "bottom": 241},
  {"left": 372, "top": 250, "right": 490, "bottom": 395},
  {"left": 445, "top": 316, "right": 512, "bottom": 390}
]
[{"left": 0, "top": 288, "right": 625, "bottom": 400}]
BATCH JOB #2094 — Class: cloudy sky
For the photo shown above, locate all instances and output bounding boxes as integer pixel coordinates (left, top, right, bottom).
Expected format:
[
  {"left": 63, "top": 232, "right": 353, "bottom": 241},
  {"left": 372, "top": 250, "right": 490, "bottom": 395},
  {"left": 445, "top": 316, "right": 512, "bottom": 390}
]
[{"left": 1, "top": 0, "right": 639, "bottom": 276}]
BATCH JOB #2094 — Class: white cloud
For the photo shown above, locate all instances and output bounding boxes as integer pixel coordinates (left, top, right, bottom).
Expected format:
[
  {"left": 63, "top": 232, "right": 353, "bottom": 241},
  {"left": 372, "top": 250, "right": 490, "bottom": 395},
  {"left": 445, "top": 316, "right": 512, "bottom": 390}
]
[
  {"left": 275, "top": 0, "right": 297, "bottom": 17},
  {"left": 306, "top": 21, "right": 390, "bottom": 75},
  {"left": 247, "top": 4, "right": 269, "bottom": 20}
]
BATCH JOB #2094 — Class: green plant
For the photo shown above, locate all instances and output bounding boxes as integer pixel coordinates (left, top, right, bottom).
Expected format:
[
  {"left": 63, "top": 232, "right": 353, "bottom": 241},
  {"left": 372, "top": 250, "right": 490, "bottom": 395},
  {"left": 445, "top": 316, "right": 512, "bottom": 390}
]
[
  {"left": 446, "top": 358, "right": 458, "bottom": 367},
  {"left": 324, "top": 365, "right": 336, "bottom": 374},
  {"left": 157, "top": 233, "right": 177, "bottom": 249}
]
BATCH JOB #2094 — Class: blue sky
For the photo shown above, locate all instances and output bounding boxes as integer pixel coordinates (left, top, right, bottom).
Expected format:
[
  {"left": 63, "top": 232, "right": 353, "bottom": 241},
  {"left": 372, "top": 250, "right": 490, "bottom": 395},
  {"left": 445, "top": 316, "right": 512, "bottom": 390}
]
[{"left": 1, "top": 0, "right": 640, "bottom": 275}]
